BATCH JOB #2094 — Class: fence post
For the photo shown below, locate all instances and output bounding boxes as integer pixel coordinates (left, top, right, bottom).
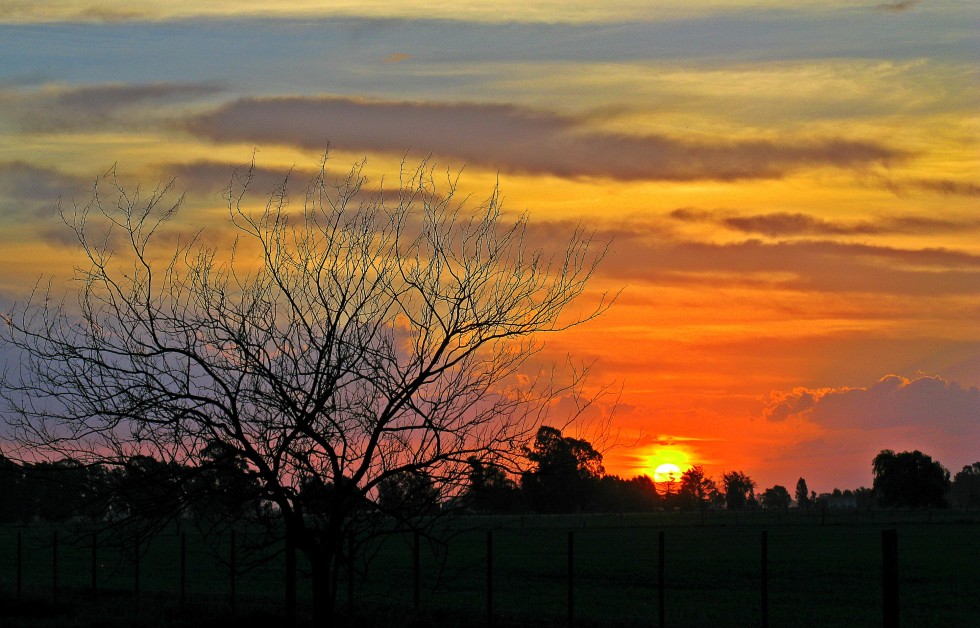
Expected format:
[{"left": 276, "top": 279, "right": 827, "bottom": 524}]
[
  {"left": 134, "top": 536, "right": 140, "bottom": 603},
  {"left": 882, "top": 529, "right": 899, "bottom": 628},
  {"left": 230, "top": 530, "right": 237, "bottom": 614},
  {"left": 347, "top": 534, "right": 355, "bottom": 609},
  {"left": 16, "top": 530, "right": 22, "bottom": 601},
  {"left": 413, "top": 529, "right": 421, "bottom": 612},
  {"left": 658, "top": 530, "right": 665, "bottom": 628},
  {"left": 567, "top": 531, "right": 574, "bottom": 628},
  {"left": 285, "top": 533, "right": 296, "bottom": 626},
  {"left": 91, "top": 532, "right": 98, "bottom": 596},
  {"left": 760, "top": 531, "right": 768, "bottom": 628},
  {"left": 486, "top": 531, "right": 494, "bottom": 628},
  {"left": 180, "top": 531, "right": 187, "bottom": 608},
  {"left": 52, "top": 530, "right": 58, "bottom": 605}
]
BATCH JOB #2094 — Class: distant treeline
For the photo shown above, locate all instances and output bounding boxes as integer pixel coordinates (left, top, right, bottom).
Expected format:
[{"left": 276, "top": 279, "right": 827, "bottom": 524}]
[{"left": 2, "top": 427, "right": 979, "bottom": 524}]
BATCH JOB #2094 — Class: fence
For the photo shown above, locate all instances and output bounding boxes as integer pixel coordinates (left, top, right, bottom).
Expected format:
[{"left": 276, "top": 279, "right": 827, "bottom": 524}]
[{"left": 2, "top": 512, "right": 979, "bottom": 627}]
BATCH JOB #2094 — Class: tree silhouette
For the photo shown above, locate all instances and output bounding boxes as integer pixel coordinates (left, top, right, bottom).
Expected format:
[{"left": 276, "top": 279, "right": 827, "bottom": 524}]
[
  {"left": 680, "top": 465, "right": 718, "bottom": 523},
  {"left": 872, "top": 449, "right": 949, "bottom": 509},
  {"left": 722, "top": 471, "right": 756, "bottom": 511},
  {"left": 0, "top": 154, "right": 609, "bottom": 623},
  {"left": 521, "top": 425, "right": 604, "bottom": 512},
  {"left": 377, "top": 469, "right": 441, "bottom": 521},
  {"left": 464, "top": 456, "right": 519, "bottom": 513},
  {"left": 949, "top": 462, "right": 980, "bottom": 509},
  {"left": 761, "top": 484, "right": 791, "bottom": 512},
  {"left": 794, "top": 477, "right": 809, "bottom": 511}
]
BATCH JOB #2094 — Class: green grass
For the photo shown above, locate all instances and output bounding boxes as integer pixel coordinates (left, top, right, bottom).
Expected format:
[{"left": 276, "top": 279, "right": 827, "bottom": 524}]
[{"left": 2, "top": 511, "right": 979, "bottom": 627}]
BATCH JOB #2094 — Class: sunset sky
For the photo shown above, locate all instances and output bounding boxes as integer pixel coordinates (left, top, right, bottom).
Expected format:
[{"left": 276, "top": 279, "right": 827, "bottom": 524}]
[{"left": 0, "top": 1, "right": 977, "bottom": 494}]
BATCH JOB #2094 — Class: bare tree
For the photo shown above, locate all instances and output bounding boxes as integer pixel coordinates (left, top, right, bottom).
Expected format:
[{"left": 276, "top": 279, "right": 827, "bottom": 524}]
[{"left": 1, "top": 153, "right": 611, "bottom": 622}]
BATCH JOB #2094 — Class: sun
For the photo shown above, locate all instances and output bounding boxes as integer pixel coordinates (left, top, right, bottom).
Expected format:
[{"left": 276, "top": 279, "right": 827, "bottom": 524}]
[{"left": 653, "top": 463, "right": 682, "bottom": 484}]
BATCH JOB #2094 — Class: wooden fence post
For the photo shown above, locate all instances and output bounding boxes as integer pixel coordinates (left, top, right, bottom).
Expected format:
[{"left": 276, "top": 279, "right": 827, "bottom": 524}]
[
  {"left": 486, "top": 531, "right": 494, "bottom": 628},
  {"left": 882, "top": 529, "right": 899, "bottom": 628},
  {"left": 658, "top": 530, "right": 665, "bottom": 628},
  {"left": 567, "top": 531, "right": 574, "bottom": 628},
  {"left": 760, "top": 531, "right": 768, "bottom": 628}
]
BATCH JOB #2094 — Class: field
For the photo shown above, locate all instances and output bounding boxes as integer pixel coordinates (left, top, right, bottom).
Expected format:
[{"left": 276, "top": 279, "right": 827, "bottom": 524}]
[{"left": 1, "top": 510, "right": 978, "bottom": 627}]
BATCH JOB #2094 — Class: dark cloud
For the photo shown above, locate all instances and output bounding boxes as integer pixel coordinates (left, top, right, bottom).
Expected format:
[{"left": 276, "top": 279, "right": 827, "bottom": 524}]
[
  {"left": 181, "top": 96, "right": 901, "bottom": 182},
  {"left": 0, "top": 161, "right": 87, "bottom": 204},
  {"left": 765, "top": 374, "right": 980, "bottom": 435},
  {"left": 879, "top": 177, "right": 980, "bottom": 198},
  {"left": 669, "top": 208, "right": 980, "bottom": 237},
  {"left": 533, "top": 218, "right": 980, "bottom": 295},
  {"left": 0, "top": 161, "right": 91, "bottom": 230},
  {"left": 156, "top": 160, "right": 315, "bottom": 198},
  {"left": 11, "top": 83, "right": 224, "bottom": 132}
]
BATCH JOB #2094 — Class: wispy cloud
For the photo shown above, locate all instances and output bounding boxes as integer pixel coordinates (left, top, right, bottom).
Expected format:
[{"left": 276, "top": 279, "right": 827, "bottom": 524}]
[
  {"left": 182, "top": 96, "right": 900, "bottom": 182},
  {"left": 670, "top": 208, "right": 980, "bottom": 237},
  {"left": 543, "top": 220, "right": 980, "bottom": 295},
  {"left": 6, "top": 83, "right": 224, "bottom": 132}
]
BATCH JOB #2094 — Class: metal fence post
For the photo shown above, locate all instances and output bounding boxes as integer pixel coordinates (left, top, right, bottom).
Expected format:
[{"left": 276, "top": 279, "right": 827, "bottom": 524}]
[
  {"left": 230, "top": 530, "right": 237, "bottom": 614},
  {"left": 882, "top": 529, "right": 899, "bottom": 628},
  {"left": 567, "top": 531, "right": 574, "bottom": 628},
  {"left": 52, "top": 530, "right": 58, "bottom": 605},
  {"left": 413, "top": 529, "right": 421, "bottom": 612},
  {"left": 285, "top": 533, "right": 296, "bottom": 626},
  {"left": 487, "top": 531, "right": 494, "bottom": 627},
  {"left": 16, "top": 530, "right": 22, "bottom": 601},
  {"left": 180, "top": 531, "right": 187, "bottom": 607},
  {"left": 658, "top": 531, "right": 665, "bottom": 628},
  {"left": 761, "top": 531, "right": 768, "bottom": 628},
  {"left": 91, "top": 531, "right": 98, "bottom": 596},
  {"left": 134, "top": 536, "right": 140, "bottom": 603}
]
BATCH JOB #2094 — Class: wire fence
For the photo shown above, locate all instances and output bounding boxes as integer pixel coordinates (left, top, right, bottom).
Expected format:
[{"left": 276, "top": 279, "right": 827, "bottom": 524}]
[{"left": 2, "top": 510, "right": 979, "bottom": 627}]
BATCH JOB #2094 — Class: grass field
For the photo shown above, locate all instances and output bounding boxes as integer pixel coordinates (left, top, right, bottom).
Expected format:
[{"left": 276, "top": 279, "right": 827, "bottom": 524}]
[{"left": 1, "top": 510, "right": 978, "bottom": 627}]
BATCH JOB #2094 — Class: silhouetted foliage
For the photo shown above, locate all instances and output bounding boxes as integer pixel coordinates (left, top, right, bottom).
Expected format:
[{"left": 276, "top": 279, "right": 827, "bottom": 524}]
[
  {"left": 464, "top": 456, "right": 520, "bottom": 513},
  {"left": 853, "top": 486, "right": 874, "bottom": 510},
  {"left": 872, "top": 449, "right": 950, "bottom": 509},
  {"left": 950, "top": 462, "right": 980, "bottom": 509},
  {"left": 377, "top": 469, "right": 441, "bottom": 521},
  {"left": 761, "top": 484, "right": 791, "bottom": 512},
  {"left": 722, "top": 470, "right": 756, "bottom": 511},
  {"left": 794, "top": 477, "right": 809, "bottom": 511},
  {"left": 111, "top": 455, "right": 188, "bottom": 522},
  {"left": 679, "top": 466, "right": 718, "bottom": 511},
  {"left": 594, "top": 474, "right": 660, "bottom": 512},
  {"left": 521, "top": 425, "right": 604, "bottom": 513},
  {"left": 0, "top": 454, "right": 31, "bottom": 523},
  {"left": 187, "top": 441, "right": 265, "bottom": 522}
]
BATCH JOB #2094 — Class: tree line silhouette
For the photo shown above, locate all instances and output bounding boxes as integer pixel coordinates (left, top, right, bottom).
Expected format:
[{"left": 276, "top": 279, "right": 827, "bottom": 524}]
[{"left": 3, "top": 427, "right": 978, "bottom": 525}]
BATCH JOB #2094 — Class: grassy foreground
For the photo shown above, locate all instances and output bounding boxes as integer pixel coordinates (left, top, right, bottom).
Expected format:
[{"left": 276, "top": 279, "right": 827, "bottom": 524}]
[{"left": 1, "top": 510, "right": 978, "bottom": 627}]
